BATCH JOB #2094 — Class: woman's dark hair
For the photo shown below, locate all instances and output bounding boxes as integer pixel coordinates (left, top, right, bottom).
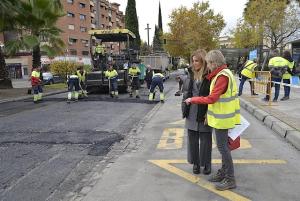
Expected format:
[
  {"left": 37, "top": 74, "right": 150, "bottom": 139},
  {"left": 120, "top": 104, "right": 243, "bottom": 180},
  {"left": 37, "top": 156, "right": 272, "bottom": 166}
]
[{"left": 283, "top": 51, "right": 293, "bottom": 62}]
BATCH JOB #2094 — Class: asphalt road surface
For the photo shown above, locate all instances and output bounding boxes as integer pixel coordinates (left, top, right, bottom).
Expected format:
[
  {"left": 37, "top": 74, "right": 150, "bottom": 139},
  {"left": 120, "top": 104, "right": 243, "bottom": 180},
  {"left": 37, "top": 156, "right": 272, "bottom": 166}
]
[{"left": 0, "top": 82, "right": 174, "bottom": 201}]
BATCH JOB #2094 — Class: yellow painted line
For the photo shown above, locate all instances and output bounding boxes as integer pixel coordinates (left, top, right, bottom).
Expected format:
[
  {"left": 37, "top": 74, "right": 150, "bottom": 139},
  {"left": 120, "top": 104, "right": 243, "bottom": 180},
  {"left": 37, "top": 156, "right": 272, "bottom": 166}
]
[
  {"left": 157, "top": 128, "right": 184, "bottom": 149},
  {"left": 149, "top": 159, "right": 286, "bottom": 201},
  {"left": 149, "top": 159, "right": 251, "bottom": 201},
  {"left": 168, "top": 119, "right": 185, "bottom": 125},
  {"left": 212, "top": 137, "right": 252, "bottom": 149}
]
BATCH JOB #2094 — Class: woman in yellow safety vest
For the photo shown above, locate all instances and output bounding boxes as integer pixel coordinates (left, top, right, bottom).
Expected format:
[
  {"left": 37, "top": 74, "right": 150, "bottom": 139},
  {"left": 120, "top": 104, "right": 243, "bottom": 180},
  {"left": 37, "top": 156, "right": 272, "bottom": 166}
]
[
  {"left": 185, "top": 50, "right": 240, "bottom": 191},
  {"left": 281, "top": 51, "right": 295, "bottom": 101}
]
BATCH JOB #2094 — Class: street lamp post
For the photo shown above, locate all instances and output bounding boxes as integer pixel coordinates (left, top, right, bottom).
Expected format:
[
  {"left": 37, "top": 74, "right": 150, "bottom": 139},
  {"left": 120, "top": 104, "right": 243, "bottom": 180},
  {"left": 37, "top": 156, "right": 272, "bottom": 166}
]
[{"left": 145, "top": 24, "right": 151, "bottom": 50}]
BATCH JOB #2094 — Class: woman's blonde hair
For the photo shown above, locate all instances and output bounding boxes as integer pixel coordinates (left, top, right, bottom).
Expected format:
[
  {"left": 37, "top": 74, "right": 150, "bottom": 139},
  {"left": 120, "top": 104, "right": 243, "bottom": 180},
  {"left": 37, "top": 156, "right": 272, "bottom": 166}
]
[
  {"left": 191, "top": 49, "right": 208, "bottom": 81},
  {"left": 205, "top": 50, "right": 226, "bottom": 70}
]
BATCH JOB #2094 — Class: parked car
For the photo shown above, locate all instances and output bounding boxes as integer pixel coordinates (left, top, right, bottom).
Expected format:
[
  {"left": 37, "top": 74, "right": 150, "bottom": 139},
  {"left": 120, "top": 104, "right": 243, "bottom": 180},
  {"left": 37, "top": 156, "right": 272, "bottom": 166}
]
[
  {"left": 42, "top": 72, "right": 54, "bottom": 84},
  {"left": 42, "top": 72, "right": 64, "bottom": 84}
]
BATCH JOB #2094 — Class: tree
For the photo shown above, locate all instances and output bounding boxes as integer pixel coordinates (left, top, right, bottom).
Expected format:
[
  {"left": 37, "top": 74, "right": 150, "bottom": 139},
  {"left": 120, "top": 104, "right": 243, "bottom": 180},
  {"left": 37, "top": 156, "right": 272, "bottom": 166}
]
[
  {"left": 231, "top": 19, "right": 260, "bottom": 48},
  {"left": 4, "top": 0, "right": 65, "bottom": 68},
  {"left": 242, "top": 0, "right": 300, "bottom": 50},
  {"left": 158, "top": 1, "right": 163, "bottom": 32},
  {"left": 140, "top": 41, "right": 149, "bottom": 55},
  {"left": 0, "top": 0, "right": 21, "bottom": 88},
  {"left": 152, "top": 2, "right": 163, "bottom": 52},
  {"left": 125, "top": 0, "right": 141, "bottom": 50},
  {"left": 153, "top": 26, "right": 163, "bottom": 52},
  {"left": 50, "top": 61, "right": 79, "bottom": 81},
  {"left": 164, "top": 2, "right": 225, "bottom": 60}
]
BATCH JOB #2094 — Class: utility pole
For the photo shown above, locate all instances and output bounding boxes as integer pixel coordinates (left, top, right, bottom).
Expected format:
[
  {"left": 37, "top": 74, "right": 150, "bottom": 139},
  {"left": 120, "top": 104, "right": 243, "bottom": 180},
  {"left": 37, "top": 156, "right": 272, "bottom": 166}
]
[{"left": 145, "top": 23, "right": 151, "bottom": 48}]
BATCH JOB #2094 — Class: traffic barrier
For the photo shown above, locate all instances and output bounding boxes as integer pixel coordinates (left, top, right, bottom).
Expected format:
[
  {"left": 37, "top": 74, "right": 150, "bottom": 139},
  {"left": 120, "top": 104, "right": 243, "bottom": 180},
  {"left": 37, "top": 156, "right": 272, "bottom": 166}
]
[{"left": 252, "top": 71, "right": 272, "bottom": 106}]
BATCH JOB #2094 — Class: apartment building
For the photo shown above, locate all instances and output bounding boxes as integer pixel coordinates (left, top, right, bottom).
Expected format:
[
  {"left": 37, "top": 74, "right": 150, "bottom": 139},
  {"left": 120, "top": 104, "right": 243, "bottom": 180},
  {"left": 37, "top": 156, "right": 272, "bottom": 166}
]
[
  {"left": 1, "top": 0, "right": 126, "bottom": 78},
  {"left": 56, "top": 0, "right": 125, "bottom": 62}
]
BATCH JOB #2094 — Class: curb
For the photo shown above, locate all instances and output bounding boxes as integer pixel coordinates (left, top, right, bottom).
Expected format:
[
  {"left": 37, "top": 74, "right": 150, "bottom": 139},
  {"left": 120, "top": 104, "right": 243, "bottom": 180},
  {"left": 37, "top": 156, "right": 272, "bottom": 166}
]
[
  {"left": 0, "top": 90, "right": 67, "bottom": 104},
  {"left": 240, "top": 98, "right": 300, "bottom": 151}
]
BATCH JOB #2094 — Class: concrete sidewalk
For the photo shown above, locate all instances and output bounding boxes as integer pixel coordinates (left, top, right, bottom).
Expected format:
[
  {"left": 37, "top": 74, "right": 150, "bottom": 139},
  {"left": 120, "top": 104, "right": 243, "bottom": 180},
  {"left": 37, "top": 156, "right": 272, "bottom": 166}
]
[
  {"left": 0, "top": 79, "right": 66, "bottom": 104},
  {"left": 237, "top": 78, "right": 300, "bottom": 150},
  {"left": 77, "top": 79, "right": 300, "bottom": 201}
]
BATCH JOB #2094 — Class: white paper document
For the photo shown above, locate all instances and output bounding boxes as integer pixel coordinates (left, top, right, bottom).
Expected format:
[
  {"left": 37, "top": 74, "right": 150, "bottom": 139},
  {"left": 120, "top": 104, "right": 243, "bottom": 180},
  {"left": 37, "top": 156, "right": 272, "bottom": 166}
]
[{"left": 228, "top": 116, "right": 250, "bottom": 140}]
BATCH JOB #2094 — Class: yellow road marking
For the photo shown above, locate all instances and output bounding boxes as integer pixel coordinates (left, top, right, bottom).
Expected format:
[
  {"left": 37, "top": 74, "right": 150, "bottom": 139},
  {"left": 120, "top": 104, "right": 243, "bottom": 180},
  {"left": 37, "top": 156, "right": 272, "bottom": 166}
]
[
  {"left": 157, "top": 128, "right": 184, "bottom": 149},
  {"left": 149, "top": 159, "right": 286, "bottom": 201},
  {"left": 212, "top": 138, "right": 252, "bottom": 149}
]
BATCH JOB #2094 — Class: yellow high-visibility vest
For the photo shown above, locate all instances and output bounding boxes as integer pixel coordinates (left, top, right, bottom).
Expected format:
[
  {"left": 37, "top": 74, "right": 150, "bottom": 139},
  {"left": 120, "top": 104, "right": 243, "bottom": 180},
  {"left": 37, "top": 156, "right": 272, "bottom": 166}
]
[
  {"left": 105, "top": 69, "right": 118, "bottom": 79},
  {"left": 31, "top": 70, "right": 40, "bottom": 78},
  {"left": 129, "top": 67, "right": 140, "bottom": 76},
  {"left": 207, "top": 69, "right": 241, "bottom": 129},
  {"left": 76, "top": 70, "right": 86, "bottom": 82},
  {"left": 95, "top": 45, "right": 105, "bottom": 54},
  {"left": 282, "top": 60, "right": 294, "bottom": 80},
  {"left": 241, "top": 60, "right": 257, "bottom": 79}
]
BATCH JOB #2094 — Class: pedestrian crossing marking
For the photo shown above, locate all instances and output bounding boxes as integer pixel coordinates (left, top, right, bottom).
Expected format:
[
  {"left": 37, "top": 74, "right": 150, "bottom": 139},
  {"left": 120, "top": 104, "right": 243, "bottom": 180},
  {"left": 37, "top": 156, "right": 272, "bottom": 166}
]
[
  {"left": 157, "top": 128, "right": 184, "bottom": 149},
  {"left": 149, "top": 159, "right": 286, "bottom": 201}
]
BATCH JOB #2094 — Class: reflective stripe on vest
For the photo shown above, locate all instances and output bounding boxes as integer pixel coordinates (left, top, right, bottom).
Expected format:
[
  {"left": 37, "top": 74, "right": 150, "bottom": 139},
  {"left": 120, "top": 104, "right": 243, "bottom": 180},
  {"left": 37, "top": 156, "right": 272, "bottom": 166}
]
[
  {"left": 241, "top": 60, "right": 257, "bottom": 78},
  {"left": 282, "top": 61, "right": 294, "bottom": 79},
  {"left": 207, "top": 69, "right": 241, "bottom": 129}
]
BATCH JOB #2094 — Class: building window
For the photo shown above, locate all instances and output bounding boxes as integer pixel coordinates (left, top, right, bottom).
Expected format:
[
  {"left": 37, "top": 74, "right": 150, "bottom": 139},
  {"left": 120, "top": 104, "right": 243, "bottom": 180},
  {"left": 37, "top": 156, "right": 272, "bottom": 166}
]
[
  {"left": 69, "top": 38, "right": 77, "bottom": 44},
  {"left": 67, "top": 0, "right": 74, "bottom": 4},
  {"left": 23, "top": 68, "right": 28, "bottom": 76},
  {"left": 81, "top": 39, "right": 89, "bottom": 44},
  {"left": 80, "top": 27, "right": 87, "bottom": 32},
  {"left": 69, "top": 49, "right": 77, "bottom": 55},
  {"left": 68, "top": 24, "right": 75, "bottom": 30},
  {"left": 101, "top": 24, "right": 105, "bottom": 28},
  {"left": 80, "top": 14, "right": 86, "bottom": 20},
  {"left": 82, "top": 51, "right": 89, "bottom": 56},
  {"left": 79, "top": 3, "right": 86, "bottom": 8},
  {"left": 67, "top": 12, "right": 75, "bottom": 18}
]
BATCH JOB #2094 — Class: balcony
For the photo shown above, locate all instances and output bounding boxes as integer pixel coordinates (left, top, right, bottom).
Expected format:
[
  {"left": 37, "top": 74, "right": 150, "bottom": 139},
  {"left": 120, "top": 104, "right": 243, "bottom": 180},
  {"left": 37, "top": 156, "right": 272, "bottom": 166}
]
[
  {"left": 90, "top": 12, "right": 95, "bottom": 18},
  {"left": 91, "top": 23, "right": 96, "bottom": 29}
]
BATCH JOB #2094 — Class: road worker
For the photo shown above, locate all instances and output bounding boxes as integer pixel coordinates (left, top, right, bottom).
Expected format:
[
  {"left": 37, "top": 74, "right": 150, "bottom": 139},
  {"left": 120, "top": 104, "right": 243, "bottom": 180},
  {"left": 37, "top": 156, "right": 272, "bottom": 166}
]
[
  {"left": 263, "top": 49, "right": 289, "bottom": 102},
  {"left": 94, "top": 41, "right": 106, "bottom": 68},
  {"left": 281, "top": 50, "right": 295, "bottom": 101},
  {"left": 31, "top": 66, "right": 43, "bottom": 103},
  {"left": 148, "top": 69, "right": 165, "bottom": 103},
  {"left": 238, "top": 59, "right": 258, "bottom": 96},
  {"left": 67, "top": 71, "right": 80, "bottom": 103},
  {"left": 105, "top": 63, "right": 119, "bottom": 98},
  {"left": 76, "top": 66, "right": 88, "bottom": 98},
  {"left": 128, "top": 63, "right": 141, "bottom": 98}
]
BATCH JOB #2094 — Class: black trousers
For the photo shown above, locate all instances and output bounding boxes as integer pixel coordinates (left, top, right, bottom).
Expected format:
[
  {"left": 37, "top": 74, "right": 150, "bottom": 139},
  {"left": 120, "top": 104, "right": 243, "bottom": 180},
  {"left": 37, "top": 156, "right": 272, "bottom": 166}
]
[{"left": 187, "top": 129, "right": 212, "bottom": 166}]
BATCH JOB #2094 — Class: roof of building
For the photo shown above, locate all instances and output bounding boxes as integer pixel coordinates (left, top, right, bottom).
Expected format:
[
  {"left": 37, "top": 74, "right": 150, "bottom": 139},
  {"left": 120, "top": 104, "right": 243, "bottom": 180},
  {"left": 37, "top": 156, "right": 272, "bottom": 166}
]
[{"left": 88, "top": 29, "right": 136, "bottom": 42}]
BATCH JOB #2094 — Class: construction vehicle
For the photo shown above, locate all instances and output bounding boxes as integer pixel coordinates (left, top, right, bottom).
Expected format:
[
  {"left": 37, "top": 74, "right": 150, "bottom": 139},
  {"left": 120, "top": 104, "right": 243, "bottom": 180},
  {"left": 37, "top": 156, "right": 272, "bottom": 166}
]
[
  {"left": 86, "top": 29, "right": 137, "bottom": 93},
  {"left": 139, "top": 52, "right": 170, "bottom": 79}
]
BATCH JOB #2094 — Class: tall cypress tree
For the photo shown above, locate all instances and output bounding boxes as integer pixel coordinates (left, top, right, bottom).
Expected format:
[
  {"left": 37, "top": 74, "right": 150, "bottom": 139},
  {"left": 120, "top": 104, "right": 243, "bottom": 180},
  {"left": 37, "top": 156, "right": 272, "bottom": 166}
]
[
  {"left": 153, "top": 25, "right": 163, "bottom": 52},
  {"left": 125, "top": 0, "right": 141, "bottom": 50},
  {"left": 158, "top": 1, "right": 163, "bottom": 32},
  {"left": 153, "top": 2, "right": 163, "bottom": 52}
]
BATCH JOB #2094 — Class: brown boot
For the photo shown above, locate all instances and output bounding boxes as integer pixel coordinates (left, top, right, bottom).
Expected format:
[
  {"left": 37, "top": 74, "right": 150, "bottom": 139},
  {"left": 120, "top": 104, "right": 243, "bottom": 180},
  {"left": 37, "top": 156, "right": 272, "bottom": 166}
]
[{"left": 215, "top": 177, "right": 236, "bottom": 191}]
